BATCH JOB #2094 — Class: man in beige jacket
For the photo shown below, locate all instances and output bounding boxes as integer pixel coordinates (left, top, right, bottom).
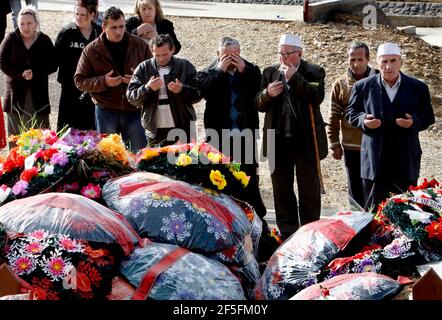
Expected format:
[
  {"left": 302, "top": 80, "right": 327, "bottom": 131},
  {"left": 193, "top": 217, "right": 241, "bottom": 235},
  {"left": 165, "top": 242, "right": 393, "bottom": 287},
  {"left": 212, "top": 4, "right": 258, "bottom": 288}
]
[{"left": 327, "top": 42, "right": 378, "bottom": 208}]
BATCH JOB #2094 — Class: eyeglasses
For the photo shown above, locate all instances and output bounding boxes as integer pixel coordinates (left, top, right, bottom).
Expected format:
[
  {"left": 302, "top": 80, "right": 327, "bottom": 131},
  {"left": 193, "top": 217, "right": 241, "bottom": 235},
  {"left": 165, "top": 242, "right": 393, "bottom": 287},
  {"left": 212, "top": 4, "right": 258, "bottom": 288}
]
[{"left": 276, "top": 51, "right": 300, "bottom": 58}]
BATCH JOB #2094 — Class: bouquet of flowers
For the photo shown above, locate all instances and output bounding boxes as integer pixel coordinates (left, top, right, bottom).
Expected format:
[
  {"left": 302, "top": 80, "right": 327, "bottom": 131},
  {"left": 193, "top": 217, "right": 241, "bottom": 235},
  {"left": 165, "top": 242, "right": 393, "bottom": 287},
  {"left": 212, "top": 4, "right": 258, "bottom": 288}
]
[
  {"left": 0, "top": 129, "right": 79, "bottom": 204},
  {"left": 3, "top": 231, "right": 116, "bottom": 300},
  {"left": 0, "top": 128, "right": 135, "bottom": 205},
  {"left": 137, "top": 142, "right": 251, "bottom": 198},
  {"left": 378, "top": 178, "right": 442, "bottom": 257}
]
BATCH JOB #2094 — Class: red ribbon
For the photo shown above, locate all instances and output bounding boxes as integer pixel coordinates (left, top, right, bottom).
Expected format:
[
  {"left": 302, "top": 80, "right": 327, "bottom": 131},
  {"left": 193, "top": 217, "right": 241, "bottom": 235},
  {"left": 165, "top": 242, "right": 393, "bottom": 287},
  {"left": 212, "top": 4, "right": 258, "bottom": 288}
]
[
  {"left": 131, "top": 246, "right": 189, "bottom": 300},
  {"left": 304, "top": 218, "right": 356, "bottom": 250},
  {"left": 119, "top": 181, "right": 235, "bottom": 231}
]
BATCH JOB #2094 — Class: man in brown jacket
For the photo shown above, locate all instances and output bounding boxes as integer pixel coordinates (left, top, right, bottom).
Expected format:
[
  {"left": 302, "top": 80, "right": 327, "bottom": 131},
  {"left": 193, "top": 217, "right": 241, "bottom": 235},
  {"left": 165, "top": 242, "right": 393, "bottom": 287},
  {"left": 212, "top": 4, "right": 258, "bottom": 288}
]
[
  {"left": 327, "top": 42, "right": 378, "bottom": 208},
  {"left": 75, "top": 6, "right": 152, "bottom": 151}
]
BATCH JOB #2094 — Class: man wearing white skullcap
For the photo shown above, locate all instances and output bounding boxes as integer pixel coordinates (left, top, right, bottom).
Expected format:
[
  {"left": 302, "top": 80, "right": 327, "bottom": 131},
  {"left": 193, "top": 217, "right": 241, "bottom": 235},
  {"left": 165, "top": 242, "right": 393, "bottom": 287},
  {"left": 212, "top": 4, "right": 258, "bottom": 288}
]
[
  {"left": 346, "top": 42, "right": 435, "bottom": 211},
  {"left": 256, "top": 33, "right": 327, "bottom": 240}
]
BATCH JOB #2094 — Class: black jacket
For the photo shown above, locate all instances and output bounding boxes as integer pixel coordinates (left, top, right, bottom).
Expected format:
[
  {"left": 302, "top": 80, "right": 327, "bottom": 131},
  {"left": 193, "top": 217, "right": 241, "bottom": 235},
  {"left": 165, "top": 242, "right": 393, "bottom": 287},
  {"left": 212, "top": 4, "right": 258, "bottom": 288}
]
[
  {"left": 197, "top": 59, "right": 261, "bottom": 137},
  {"left": 55, "top": 22, "right": 102, "bottom": 87},
  {"left": 125, "top": 16, "right": 181, "bottom": 55},
  {"left": 0, "top": 29, "right": 57, "bottom": 114},
  {"left": 126, "top": 56, "right": 200, "bottom": 137},
  {"left": 256, "top": 59, "right": 327, "bottom": 160}
]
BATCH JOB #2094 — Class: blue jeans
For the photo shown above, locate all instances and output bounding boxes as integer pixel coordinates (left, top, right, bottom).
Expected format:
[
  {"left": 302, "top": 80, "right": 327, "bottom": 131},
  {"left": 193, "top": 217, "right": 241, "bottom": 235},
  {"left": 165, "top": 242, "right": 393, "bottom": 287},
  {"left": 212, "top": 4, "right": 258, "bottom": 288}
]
[
  {"left": 95, "top": 106, "right": 147, "bottom": 152},
  {"left": 10, "top": 0, "right": 38, "bottom": 28}
]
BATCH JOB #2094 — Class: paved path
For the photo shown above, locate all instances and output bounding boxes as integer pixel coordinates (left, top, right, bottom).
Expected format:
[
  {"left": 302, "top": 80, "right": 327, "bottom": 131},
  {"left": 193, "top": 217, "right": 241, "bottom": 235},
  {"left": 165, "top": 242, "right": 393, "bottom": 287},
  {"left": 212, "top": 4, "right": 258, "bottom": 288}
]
[{"left": 39, "top": 0, "right": 303, "bottom": 22}]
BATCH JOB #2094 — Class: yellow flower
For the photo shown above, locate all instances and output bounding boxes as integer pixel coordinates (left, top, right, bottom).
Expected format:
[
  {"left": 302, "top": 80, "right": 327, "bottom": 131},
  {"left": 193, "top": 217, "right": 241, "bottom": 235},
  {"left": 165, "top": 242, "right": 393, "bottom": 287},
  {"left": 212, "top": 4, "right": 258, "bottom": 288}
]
[
  {"left": 97, "top": 134, "right": 129, "bottom": 165},
  {"left": 176, "top": 153, "right": 192, "bottom": 167},
  {"left": 207, "top": 152, "right": 222, "bottom": 164},
  {"left": 141, "top": 148, "right": 160, "bottom": 161},
  {"left": 16, "top": 128, "right": 43, "bottom": 153},
  {"left": 152, "top": 192, "right": 161, "bottom": 200},
  {"left": 210, "top": 170, "right": 227, "bottom": 191},
  {"left": 162, "top": 195, "right": 171, "bottom": 201},
  {"left": 232, "top": 171, "right": 250, "bottom": 187}
]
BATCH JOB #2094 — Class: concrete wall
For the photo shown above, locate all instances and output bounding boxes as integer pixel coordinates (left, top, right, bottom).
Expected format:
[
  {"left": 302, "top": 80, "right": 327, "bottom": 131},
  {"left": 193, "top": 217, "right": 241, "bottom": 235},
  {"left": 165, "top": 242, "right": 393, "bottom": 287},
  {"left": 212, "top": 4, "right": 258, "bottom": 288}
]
[
  {"left": 307, "top": 0, "right": 391, "bottom": 25},
  {"left": 388, "top": 15, "right": 442, "bottom": 27}
]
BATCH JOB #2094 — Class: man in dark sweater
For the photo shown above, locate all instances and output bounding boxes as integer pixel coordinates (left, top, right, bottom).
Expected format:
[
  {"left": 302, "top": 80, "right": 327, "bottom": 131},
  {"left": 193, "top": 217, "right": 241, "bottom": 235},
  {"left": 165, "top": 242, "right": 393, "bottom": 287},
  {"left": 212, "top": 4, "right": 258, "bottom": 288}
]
[
  {"left": 197, "top": 37, "right": 267, "bottom": 231},
  {"left": 75, "top": 7, "right": 152, "bottom": 152}
]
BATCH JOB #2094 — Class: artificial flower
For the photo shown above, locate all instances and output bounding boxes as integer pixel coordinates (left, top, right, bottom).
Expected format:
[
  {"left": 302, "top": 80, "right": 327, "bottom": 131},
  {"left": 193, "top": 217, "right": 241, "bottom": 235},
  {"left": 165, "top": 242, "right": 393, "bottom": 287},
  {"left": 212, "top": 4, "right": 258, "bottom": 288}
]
[
  {"left": 210, "top": 170, "right": 227, "bottom": 190},
  {"left": 140, "top": 148, "right": 160, "bottom": 161},
  {"left": 232, "top": 170, "right": 250, "bottom": 187},
  {"left": 176, "top": 153, "right": 192, "bottom": 167},
  {"left": 97, "top": 134, "right": 129, "bottom": 165},
  {"left": 80, "top": 183, "right": 101, "bottom": 199},
  {"left": 41, "top": 129, "right": 58, "bottom": 145},
  {"left": 44, "top": 165, "right": 55, "bottom": 175},
  {"left": 50, "top": 151, "right": 69, "bottom": 167},
  {"left": 207, "top": 152, "right": 222, "bottom": 164},
  {"left": 425, "top": 218, "right": 442, "bottom": 241},
  {"left": 12, "top": 180, "right": 29, "bottom": 196},
  {"left": 19, "top": 167, "right": 39, "bottom": 182}
]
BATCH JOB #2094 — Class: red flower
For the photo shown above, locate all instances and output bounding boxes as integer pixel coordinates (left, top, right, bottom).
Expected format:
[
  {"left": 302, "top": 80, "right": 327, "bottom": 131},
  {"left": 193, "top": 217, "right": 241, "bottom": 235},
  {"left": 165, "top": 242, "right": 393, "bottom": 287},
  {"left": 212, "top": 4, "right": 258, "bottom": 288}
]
[
  {"left": 41, "top": 148, "right": 59, "bottom": 162},
  {"left": 19, "top": 167, "right": 39, "bottom": 182},
  {"left": 320, "top": 285, "right": 330, "bottom": 298},
  {"left": 80, "top": 183, "right": 101, "bottom": 199},
  {"left": 409, "top": 178, "right": 440, "bottom": 191},
  {"left": 76, "top": 271, "right": 92, "bottom": 293},
  {"left": 392, "top": 197, "right": 408, "bottom": 204},
  {"left": 425, "top": 218, "right": 442, "bottom": 241},
  {"left": 2, "top": 149, "right": 25, "bottom": 173}
]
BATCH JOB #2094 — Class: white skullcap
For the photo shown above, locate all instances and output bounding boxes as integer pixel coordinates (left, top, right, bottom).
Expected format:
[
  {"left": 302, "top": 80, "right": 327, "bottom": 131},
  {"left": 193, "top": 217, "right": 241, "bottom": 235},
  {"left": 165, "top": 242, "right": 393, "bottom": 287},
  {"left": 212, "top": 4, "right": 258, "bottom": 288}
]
[
  {"left": 278, "top": 34, "right": 303, "bottom": 49},
  {"left": 377, "top": 42, "right": 401, "bottom": 57}
]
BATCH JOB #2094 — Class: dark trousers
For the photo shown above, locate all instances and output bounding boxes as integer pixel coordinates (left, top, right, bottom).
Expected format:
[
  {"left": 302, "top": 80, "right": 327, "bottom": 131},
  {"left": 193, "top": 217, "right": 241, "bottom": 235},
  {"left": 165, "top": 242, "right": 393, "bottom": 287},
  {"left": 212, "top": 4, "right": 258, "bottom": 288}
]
[
  {"left": 362, "top": 176, "right": 417, "bottom": 212},
  {"left": 271, "top": 137, "right": 321, "bottom": 239},
  {"left": 343, "top": 149, "right": 364, "bottom": 209}
]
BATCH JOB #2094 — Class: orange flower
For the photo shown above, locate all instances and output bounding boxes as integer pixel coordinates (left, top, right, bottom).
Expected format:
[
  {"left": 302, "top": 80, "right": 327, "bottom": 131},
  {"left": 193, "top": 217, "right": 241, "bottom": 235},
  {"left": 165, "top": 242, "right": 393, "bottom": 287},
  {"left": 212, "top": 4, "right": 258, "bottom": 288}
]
[
  {"left": 209, "top": 170, "right": 226, "bottom": 190},
  {"left": 140, "top": 148, "right": 160, "bottom": 161}
]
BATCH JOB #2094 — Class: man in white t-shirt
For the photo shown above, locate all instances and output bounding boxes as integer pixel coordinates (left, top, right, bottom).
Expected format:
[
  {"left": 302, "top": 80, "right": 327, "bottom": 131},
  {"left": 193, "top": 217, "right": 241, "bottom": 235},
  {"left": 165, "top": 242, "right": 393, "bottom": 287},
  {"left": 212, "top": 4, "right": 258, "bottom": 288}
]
[{"left": 127, "top": 34, "right": 201, "bottom": 146}]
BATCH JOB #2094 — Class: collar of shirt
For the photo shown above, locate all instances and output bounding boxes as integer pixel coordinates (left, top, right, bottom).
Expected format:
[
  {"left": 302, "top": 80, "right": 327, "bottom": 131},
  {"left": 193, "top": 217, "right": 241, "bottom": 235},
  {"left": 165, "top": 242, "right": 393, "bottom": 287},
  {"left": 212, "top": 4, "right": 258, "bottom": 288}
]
[{"left": 381, "top": 73, "right": 401, "bottom": 89}]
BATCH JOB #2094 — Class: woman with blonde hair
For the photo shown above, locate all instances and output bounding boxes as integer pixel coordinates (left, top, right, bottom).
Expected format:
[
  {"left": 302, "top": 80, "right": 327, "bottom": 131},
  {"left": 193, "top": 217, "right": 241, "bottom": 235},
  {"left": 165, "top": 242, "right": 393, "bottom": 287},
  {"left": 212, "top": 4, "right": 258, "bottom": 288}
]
[
  {"left": 0, "top": 6, "right": 57, "bottom": 137},
  {"left": 125, "top": 0, "right": 181, "bottom": 54}
]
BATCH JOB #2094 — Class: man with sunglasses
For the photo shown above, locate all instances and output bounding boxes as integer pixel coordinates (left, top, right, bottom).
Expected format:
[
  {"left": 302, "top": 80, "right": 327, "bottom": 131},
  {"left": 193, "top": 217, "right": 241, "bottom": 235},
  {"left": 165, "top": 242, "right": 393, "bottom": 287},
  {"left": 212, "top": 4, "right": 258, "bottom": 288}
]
[{"left": 256, "top": 33, "right": 327, "bottom": 241}]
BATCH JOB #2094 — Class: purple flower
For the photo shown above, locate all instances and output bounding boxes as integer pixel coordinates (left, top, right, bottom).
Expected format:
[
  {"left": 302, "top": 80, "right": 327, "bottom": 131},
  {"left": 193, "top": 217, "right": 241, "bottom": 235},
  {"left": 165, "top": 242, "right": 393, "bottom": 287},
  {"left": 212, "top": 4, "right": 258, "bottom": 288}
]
[
  {"left": 356, "top": 258, "right": 376, "bottom": 273},
  {"left": 12, "top": 180, "right": 29, "bottom": 196},
  {"left": 169, "top": 219, "right": 185, "bottom": 234},
  {"left": 129, "top": 197, "right": 144, "bottom": 211},
  {"left": 50, "top": 152, "right": 69, "bottom": 167}
]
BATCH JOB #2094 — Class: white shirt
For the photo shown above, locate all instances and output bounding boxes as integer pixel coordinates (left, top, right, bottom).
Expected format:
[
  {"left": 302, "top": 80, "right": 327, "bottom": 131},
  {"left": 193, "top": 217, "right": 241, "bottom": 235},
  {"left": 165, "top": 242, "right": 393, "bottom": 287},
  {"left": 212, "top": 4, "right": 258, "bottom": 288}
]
[
  {"left": 156, "top": 66, "right": 175, "bottom": 128},
  {"left": 381, "top": 73, "right": 401, "bottom": 103}
]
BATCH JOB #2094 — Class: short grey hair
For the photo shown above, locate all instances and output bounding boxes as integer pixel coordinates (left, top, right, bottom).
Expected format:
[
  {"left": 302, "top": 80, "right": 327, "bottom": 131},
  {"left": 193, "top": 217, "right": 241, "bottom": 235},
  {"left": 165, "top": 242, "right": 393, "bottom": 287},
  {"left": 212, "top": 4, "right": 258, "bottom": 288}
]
[
  {"left": 347, "top": 41, "right": 370, "bottom": 59},
  {"left": 218, "top": 37, "right": 240, "bottom": 49}
]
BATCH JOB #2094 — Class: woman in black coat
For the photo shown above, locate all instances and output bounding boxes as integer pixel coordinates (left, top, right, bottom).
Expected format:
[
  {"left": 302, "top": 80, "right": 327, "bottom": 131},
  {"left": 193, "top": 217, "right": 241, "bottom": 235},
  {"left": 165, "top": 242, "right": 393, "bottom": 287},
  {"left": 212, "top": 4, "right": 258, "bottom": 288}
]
[
  {"left": 0, "top": 6, "right": 57, "bottom": 137},
  {"left": 125, "top": 0, "right": 181, "bottom": 54},
  {"left": 55, "top": 0, "right": 102, "bottom": 131}
]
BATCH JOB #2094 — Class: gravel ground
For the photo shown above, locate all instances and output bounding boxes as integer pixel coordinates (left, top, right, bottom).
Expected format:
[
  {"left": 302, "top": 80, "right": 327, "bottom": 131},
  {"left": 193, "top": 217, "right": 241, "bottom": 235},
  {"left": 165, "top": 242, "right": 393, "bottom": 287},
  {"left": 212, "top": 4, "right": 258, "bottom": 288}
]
[{"left": 1, "top": 11, "right": 441, "bottom": 213}]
